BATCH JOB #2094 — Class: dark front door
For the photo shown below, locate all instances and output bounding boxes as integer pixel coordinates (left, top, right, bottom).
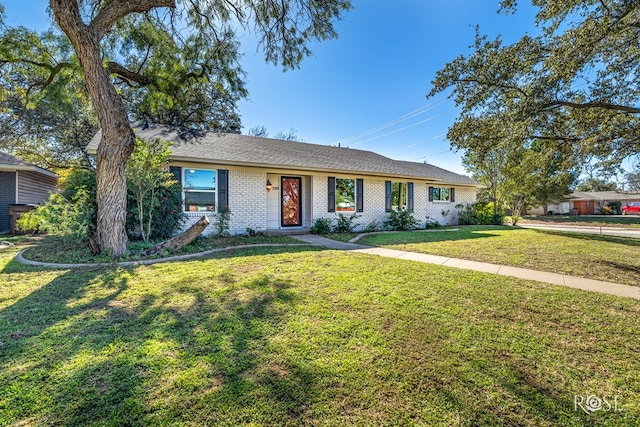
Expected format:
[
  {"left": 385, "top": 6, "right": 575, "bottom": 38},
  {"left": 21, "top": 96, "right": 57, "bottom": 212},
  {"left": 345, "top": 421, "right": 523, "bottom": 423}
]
[{"left": 281, "top": 176, "right": 302, "bottom": 227}]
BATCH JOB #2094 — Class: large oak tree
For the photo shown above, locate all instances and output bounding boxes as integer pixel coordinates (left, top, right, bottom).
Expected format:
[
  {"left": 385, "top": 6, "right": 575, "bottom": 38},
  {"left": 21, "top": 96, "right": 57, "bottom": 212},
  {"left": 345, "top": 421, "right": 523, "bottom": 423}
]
[
  {"left": 429, "top": 0, "right": 640, "bottom": 176},
  {"left": 2, "top": 0, "right": 351, "bottom": 256}
]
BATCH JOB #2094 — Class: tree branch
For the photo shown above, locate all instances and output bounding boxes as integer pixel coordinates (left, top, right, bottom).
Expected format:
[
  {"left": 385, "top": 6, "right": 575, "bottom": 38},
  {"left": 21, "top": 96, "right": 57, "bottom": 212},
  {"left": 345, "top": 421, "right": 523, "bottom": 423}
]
[
  {"left": 543, "top": 100, "right": 640, "bottom": 114},
  {"left": 90, "top": 0, "right": 176, "bottom": 39},
  {"left": 106, "top": 61, "right": 154, "bottom": 87}
]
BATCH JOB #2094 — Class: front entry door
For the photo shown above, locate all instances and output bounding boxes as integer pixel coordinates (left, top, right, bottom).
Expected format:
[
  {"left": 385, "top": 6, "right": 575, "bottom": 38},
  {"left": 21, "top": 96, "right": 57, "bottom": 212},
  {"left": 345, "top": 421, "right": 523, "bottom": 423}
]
[{"left": 281, "top": 176, "right": 302, "bottom": 226}]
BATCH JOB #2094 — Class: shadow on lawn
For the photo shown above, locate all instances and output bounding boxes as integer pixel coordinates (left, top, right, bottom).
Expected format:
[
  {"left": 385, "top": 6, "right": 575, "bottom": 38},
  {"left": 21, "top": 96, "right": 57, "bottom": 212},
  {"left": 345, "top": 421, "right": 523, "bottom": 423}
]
[{"left": 0, "top": 255, "right": 321, "bottom": 425}]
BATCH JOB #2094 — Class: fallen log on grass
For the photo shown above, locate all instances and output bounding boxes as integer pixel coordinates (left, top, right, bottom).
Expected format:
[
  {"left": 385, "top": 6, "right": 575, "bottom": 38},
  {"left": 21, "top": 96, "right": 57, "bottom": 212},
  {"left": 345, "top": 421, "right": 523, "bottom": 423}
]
[{"left": 145, "top": 215, "right": 210, "bottom": 256}]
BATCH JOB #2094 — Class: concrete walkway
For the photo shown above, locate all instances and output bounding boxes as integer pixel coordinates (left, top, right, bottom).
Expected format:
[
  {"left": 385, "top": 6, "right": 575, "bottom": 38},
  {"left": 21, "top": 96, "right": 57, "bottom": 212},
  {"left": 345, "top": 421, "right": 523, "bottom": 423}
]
[{"left": 291, "top": 235, "right": 640, "bottom": 300}]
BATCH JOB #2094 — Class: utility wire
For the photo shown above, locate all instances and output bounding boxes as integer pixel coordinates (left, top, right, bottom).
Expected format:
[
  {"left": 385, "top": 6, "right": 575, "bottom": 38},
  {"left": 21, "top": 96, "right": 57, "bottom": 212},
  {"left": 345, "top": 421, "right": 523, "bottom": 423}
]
[
  {"left": 333, "top": 97, "right": 448, "bottom": 146},
  {"left": 349, "top": 109, "right": 456, "bottom": 147}
]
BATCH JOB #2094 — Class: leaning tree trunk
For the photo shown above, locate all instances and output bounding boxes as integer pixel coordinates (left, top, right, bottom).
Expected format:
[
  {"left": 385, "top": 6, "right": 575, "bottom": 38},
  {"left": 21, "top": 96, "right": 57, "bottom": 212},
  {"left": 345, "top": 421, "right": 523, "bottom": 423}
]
[
  {"left": 51, "top": 1, "right": 136, "bottom": 256},
  {"left": 145, "top": 216, "right": 210, "bottom": 256}
]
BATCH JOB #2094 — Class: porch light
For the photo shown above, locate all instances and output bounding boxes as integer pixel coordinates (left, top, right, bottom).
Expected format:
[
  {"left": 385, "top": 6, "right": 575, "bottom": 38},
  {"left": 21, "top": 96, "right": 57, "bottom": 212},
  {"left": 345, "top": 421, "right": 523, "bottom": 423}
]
[{"left": 266, "top": 179, "right": 273, "bottom": 192}]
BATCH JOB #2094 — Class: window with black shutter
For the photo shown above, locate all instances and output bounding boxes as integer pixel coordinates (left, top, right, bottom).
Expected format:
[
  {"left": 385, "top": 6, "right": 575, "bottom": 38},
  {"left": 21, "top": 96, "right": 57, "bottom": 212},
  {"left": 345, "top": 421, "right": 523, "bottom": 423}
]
[
  {"left": 169, "top": 166, "right": 182, "bottom": 184},
  {"left": 356, "top": 179, "right": 364, "bottom": 212},
  {"left": 218, "top": 169, "right": 229, "bottom": 210},
  {"left": 407, "top": 182, "right": 414, "bottom": 212},
  {"left": 385, "top": 181, "right": 392, "bottom": 212},
  {"left": 328, "top": 177, "right": 336, "bottom": 212}
]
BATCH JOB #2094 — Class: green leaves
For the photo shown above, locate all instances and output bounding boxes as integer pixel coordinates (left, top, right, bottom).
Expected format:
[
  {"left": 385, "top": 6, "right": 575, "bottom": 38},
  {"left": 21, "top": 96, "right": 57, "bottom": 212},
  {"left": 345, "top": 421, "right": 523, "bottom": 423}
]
[
  {"left": 430, "top": 0, "right": 640, "bottom": 174},
  {"left": 0, "top": 26, "right": 95, "bottom": 169},
  {"left": 126, "top": 138, "right": 179, "bottom": 242}
]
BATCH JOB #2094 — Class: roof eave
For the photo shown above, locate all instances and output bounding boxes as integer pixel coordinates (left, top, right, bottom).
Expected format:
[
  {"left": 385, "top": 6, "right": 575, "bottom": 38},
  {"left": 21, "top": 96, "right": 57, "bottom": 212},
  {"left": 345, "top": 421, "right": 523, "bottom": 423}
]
[
  {"left": 0, "top": 165, "right": 58, "bottom": 178},
  {"left": 169, "top": 155, "right": 480, "bottom": 187}
]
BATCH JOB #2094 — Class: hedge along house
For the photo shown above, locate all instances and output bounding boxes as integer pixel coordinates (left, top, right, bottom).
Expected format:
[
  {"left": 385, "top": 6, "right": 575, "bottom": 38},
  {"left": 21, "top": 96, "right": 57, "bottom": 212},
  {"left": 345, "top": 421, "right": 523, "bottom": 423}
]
[
  {"left": 87, "top": 123, "right": 479, "bottom": 235},
  {"left": 0, "top": 152, "right": 59, "bottom": 233}
]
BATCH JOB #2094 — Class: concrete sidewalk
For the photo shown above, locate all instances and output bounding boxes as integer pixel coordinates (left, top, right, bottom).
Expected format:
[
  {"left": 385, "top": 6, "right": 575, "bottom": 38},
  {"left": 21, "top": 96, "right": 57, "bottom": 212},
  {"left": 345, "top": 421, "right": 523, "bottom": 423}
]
[
  {"left": 291, "top": 234, "right": 640, "bottom": 300},
  {"left": 518, "top": 223, "right": 640, "bottom": 238}
]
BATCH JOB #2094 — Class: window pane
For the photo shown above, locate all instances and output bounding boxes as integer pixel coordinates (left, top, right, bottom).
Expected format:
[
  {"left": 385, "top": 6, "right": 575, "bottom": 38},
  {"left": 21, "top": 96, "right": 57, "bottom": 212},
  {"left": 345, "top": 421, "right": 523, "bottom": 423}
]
[
  {"left": 185, "top": 191, "right": 215, "bottom": 212},
  {"left": 336, "top": 178, "right": 355, "bottom": 212},
  {"left": 441, "top": 188, "right": 450, "bottom": 201},
  {"left": 391, "top": 182, "right": 407, "bottom": 210},
  {"left": 185, "top": 169, "right": 216, "bottom": 190},
  {"left": 433, "top": 187, "right": 441, "bottom": 201}
]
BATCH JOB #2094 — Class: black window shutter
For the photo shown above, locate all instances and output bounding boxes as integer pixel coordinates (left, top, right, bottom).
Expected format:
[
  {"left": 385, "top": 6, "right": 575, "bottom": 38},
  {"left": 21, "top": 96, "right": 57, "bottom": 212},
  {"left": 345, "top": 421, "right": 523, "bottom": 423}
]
[
  {"left": 408, "top": 182, "right": 414, "bottom": 212},
  {"left": 218, "top": 169, "right": 229, "bottom": 210},
  {"left": 450, "top": 188, "right": 455, "bottom": 203},
  {"left": 169, "top": 166, "right": 182, "bottom": 184},
  {"left": 328, "top": 177, "right": 336, "bottom": 212},
  {"left": 428, "top": 186, "right": 434, "bottom": 202},
  {"left": 356, "top": 179, "right": 364, "bottom": 212},
  {"left": 385, "top": 181, "right": 392, "bottom": 212}
]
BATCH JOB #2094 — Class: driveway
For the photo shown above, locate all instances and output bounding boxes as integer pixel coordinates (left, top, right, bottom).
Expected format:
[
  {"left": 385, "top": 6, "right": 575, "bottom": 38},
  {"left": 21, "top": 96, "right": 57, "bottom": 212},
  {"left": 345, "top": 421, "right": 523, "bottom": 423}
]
[{"left": 518, "top": 223, "right": 640, "bottom": 238}]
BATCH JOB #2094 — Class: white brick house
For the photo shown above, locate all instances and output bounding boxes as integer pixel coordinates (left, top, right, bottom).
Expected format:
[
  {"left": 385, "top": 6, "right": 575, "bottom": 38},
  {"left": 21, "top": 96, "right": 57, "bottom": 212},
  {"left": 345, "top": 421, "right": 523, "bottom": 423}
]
[{"left": 89, "top": 123, "right": 479, "bottom": 235}]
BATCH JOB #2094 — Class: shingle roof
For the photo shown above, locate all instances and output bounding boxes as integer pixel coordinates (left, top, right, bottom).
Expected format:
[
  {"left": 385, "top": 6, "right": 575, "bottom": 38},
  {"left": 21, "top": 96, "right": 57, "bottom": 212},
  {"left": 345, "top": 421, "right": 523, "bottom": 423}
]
[
  {"left": 87, "top": 123, "right": 478, "bottom": 186},
  {"left": 0, "top": 152, "right": 35, "bottom": 167},
  {"left": 0, "top": 152, "right": 58, "bottom": 177},
  {"left": 567, "top": 191, "right": 640, "bottom": 201}
]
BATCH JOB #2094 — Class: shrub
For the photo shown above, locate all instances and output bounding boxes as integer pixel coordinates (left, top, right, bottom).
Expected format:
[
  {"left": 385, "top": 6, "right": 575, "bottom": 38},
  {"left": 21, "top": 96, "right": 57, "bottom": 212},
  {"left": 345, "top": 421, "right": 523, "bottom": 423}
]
[
  {"left": 17, "top": 168, "right": 98, "bottom": 241},
  {"left": 16, "top": 188, "right": 95, "bottom": 241},
  {"left": 458, "top": 202, "right": 505, "bottom": 225},
  {"left": 334, "top": 213, "right": 361, "bottom": 233},
  {"left": 363, "top": 220, "right": 382, "bottom": 233},
  {"left": 607, "top": 200, "right": 621, "bottom": 215},
  {"left": 311, "top": 217, "right": 332, "bottom": 234},
  {"left": 149, "top": 182, "right": 185, "bottom": 239},
  {"left": 213, "top": 207, "right": 231, "bottom": 237},
  {"left": 126, "top": 139, "right": 184, "bottom": 242},
  {"left": 385, "top": 209, "right": 419, "bottom": 231},
  {"left": 424, "top": 218, "right": 441, "bottom": 229}
]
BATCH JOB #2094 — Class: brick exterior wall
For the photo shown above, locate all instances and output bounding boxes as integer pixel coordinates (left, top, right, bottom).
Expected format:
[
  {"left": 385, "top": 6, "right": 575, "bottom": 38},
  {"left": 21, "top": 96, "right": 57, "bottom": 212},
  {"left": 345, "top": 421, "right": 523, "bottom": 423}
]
[
  {"left": 176, "top": 165, "right": 477, "bottom": 236},
  {"left": 312, "top": 174, "right": 478, "bottom": 229},
  {"left": 425, "top": 186, "right": 477, "bottom": 225}
]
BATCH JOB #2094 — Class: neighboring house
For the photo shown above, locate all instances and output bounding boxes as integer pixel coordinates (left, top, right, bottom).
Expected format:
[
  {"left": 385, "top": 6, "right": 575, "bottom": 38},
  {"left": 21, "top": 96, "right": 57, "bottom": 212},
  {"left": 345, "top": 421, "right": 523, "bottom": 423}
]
[
  {"left": 0, "top": 152, "right": 59, "bottom": 233},
  {"left": 87, "top": 123, "right": 479, "bottom": 235},
  {"left": 566, "top": 191, "right": 640, "bottom": 215},
  {"left": 528, "top": 202, "right": 571, "bottom": 216}
]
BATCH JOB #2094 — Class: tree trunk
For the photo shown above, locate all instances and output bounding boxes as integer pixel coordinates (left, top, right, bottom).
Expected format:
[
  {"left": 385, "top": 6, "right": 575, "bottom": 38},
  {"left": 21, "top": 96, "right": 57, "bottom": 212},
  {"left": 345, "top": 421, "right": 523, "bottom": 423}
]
[
  {"left": 51, "top": 0, "right": 135, "bottom": 256},
  {"left": 145, "top": 215, "right": 210, "bottom": 256}
]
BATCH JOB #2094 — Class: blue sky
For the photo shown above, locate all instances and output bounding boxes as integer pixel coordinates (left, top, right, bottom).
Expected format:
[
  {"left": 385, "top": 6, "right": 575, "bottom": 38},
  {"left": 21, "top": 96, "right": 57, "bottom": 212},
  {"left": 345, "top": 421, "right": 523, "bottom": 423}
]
[{"left": 3, "top": 1, "right": 541, "bottom": 175}]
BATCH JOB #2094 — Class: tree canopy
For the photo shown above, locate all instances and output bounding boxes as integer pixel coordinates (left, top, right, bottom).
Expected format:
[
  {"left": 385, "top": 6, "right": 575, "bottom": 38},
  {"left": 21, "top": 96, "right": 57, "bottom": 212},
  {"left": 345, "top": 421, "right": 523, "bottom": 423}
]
[
  {"left": 429, "top": 0, "right": 640, "bottom": 173},
  {"left": 1, "top": 0, "right": 352, "bottom": 255},
  {"left": 0, "top": 25, "right": 97, "bottom": 169},
  {"left": 575, "top": 177, "right": 620, "bottom": 192}
]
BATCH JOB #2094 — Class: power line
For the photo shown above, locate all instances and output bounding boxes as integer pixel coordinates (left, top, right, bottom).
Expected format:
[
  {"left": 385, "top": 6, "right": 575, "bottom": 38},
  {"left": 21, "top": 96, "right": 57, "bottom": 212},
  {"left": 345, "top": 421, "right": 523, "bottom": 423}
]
[
  {"left": 333, "top": 97, "right": 449, "bottom": 146},
  {"left": 348, "top": 109, "right": 456, "bottom": 147}
]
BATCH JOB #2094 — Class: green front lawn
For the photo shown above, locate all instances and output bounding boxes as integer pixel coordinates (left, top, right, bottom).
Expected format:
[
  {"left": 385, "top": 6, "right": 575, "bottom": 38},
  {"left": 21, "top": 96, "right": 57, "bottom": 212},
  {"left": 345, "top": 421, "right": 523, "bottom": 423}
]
[
  {"left": 521, "top": 215, "right": 640, "bottom": 228},
  {"left": 354, "top": 226, "right": 640, "bottom": 287},
  {"left": 19, "top": 234, "right": 302, "bottom": 264},
  {"left": 1, "top": 243, "right": 639, "bottom": 425}
]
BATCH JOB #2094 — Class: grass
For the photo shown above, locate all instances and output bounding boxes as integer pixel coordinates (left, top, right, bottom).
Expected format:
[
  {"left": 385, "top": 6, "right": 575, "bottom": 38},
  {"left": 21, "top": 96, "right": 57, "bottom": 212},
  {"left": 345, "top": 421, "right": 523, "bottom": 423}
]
[
  {"left": 354, "top": 226, "right": 640, "bottom": 287},
  {"left": 520, "top": 215, "right": 640, "bottom": 228},
  {"left": 1, "top": 242, "right": 639, "bottom": 425},
  {"left": 18, "top": 234, "right": 302, "bottom": 264}
]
